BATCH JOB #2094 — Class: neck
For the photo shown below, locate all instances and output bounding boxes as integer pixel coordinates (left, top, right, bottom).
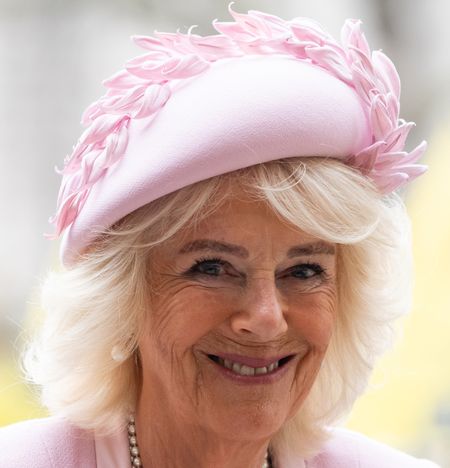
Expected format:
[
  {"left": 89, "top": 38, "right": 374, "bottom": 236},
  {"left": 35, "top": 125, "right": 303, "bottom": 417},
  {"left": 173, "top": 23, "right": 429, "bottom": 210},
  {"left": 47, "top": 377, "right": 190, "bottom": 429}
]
[{"left": 135, "top": 398, "right": 271, "bottom": 468}]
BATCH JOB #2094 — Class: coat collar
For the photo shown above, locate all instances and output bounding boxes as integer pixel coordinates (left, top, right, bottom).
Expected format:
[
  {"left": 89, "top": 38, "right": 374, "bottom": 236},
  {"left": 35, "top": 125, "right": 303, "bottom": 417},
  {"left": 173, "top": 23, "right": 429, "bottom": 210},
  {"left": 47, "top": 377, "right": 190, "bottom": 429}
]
[{"left": 94, "top": 427, "right": 307, "bottom": 468}]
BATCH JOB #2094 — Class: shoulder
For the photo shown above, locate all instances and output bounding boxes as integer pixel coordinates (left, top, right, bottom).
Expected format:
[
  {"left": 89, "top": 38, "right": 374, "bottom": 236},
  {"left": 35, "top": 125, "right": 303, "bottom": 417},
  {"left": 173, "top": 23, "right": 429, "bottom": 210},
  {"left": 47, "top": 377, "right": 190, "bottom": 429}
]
[
  {"left": 0, "top": 416, "right": 96, "bottom": 468},
  {"left": 306, "top": 427, "right": 440, "bottom": 468}
]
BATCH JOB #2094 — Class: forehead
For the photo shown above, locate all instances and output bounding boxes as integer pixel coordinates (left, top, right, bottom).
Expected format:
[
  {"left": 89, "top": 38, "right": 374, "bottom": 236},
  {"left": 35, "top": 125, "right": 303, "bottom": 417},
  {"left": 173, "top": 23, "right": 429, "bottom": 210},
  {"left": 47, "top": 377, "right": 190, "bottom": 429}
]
[
  {"left": 186, "top": 195, "right": 295, "bottom": 236},
  {"left": 159, "top": 193, "right": 332, "bottom": 256}
]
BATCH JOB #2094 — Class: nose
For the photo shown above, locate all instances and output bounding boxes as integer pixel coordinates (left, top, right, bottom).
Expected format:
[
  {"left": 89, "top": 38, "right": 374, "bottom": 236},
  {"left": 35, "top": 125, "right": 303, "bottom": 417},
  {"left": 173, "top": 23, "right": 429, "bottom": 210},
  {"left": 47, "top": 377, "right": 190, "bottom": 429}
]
[{"left": 229, "top": 276, "right": 288, "bottom": 340}]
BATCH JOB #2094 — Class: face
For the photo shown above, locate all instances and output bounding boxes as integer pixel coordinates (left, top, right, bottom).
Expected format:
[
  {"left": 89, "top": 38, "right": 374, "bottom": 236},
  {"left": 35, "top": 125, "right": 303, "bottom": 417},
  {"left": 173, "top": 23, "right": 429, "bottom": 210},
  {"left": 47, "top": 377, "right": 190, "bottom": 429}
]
[{"left": 137, "top": 189, "right": 338, "bottom": 441}]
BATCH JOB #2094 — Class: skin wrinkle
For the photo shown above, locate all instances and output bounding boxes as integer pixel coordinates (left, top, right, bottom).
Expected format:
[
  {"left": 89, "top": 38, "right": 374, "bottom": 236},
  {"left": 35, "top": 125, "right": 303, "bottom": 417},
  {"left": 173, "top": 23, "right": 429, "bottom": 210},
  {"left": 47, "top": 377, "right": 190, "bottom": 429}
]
[
  {"left": 288, "top": 286, "right": 336, "bottom": 401},
  {"left": 147, "top": 265, "right": 224, "bottom": 410},
  {"left": 136, "top": 187, "right": 338, "bottom": 468}
]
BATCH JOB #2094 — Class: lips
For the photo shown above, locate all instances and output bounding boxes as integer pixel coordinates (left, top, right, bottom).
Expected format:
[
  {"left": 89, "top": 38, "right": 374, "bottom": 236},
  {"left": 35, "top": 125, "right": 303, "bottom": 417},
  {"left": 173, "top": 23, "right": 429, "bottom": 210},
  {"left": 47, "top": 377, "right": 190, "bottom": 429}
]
[{"left": 207, "top": 353, "right": 294, "bottom": 377}]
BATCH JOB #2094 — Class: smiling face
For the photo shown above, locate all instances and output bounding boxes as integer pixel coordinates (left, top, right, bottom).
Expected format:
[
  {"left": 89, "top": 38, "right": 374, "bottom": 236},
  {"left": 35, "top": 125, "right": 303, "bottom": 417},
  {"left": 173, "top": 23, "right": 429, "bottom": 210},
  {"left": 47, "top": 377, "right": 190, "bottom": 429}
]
[{"left": 137, "top": 189, "right": 338, "bottom": 441}]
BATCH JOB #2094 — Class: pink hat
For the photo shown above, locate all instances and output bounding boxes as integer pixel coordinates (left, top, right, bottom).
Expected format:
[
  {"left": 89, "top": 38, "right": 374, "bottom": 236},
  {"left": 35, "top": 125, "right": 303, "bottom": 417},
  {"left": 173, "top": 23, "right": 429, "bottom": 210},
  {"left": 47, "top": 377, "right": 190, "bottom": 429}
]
[{"left": 49, "top": 3, "right": 427, "bottom": 266}]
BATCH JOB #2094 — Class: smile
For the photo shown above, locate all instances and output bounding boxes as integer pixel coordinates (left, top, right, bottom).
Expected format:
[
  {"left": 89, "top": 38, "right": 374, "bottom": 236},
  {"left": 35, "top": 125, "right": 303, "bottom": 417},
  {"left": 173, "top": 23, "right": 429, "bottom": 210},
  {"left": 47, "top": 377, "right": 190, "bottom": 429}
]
[{"left": 207, "top": 354, "right": 293, "bottom": 376}]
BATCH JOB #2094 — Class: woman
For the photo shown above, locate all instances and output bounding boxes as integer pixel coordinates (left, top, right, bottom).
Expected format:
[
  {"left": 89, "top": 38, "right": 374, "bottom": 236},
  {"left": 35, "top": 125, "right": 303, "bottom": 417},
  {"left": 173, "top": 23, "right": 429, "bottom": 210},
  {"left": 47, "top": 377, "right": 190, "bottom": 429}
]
[{"left": 0, "top": 4, "right": 439, "bottom": 467}]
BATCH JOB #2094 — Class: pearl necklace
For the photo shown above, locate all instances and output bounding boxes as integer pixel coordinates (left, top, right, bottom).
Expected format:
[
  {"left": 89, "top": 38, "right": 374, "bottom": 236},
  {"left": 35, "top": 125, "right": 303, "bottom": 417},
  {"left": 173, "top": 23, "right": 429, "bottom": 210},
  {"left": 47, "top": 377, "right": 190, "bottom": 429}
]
[{"left": 127, "top": 415, "right": 271, "bottom": 467}]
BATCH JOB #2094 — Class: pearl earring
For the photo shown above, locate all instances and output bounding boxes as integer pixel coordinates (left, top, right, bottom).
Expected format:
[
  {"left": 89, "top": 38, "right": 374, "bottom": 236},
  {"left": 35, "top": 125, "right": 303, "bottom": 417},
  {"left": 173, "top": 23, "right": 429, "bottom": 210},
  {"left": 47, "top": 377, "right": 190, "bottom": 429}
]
[{"left": 111, "top": 344, "right": 128, "bottom": 362}]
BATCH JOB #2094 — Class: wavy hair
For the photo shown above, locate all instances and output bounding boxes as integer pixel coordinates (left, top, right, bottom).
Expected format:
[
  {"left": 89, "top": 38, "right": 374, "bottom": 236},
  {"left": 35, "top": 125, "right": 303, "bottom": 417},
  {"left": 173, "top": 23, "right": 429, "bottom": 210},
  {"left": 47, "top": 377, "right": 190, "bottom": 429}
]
[{"left": 23, "top": 157, "right": 413, "bottom": 459}]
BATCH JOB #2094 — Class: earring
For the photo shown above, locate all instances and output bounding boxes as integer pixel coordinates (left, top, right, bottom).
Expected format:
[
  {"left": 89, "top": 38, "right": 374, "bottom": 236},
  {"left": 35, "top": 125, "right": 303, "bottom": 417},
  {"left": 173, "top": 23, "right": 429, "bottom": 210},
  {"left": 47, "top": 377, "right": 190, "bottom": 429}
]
[{"left": 111, "top": 344, "right": 128, "bottom": 362}]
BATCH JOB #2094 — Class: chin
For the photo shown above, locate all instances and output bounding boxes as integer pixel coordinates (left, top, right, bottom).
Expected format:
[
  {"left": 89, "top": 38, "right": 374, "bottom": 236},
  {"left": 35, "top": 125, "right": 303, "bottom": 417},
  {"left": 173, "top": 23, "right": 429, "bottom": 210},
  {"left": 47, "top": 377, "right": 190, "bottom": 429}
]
[{"left": 200, "top": 393, "right": 292, "bottom": 441}]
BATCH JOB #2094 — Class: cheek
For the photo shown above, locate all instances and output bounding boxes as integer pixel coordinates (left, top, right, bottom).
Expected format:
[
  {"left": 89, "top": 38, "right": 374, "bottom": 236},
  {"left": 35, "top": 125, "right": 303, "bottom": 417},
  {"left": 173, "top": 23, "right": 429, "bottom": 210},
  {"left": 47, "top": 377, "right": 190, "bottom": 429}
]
[
  {"left": 140, "top": 285, "right": 235, "bottom": 395},
  {"left": 146, "top": 281, "right": 232, "bottom": 357},
  {"left": 289, "top": 285, "right": 337, "bottom": 352}
]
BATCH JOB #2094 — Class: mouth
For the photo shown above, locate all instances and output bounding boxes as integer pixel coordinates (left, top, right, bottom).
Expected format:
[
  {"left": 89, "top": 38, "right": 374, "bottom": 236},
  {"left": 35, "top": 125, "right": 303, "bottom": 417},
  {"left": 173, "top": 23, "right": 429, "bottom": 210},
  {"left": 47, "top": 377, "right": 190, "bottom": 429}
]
[{"left": 207, "top": 354, "right": 294, "bottom": 377}]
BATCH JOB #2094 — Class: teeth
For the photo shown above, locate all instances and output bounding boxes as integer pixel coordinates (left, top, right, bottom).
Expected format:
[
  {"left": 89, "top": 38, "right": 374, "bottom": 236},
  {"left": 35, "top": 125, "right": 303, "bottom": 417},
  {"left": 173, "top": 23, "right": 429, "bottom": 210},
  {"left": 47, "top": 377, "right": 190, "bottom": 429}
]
[
  {"left": 214, "top": 356, "right": 281, "bottom": 376},
  {"left": 268, "top": 361, "right": 279, "bottom": 372},
  {"left": 240, "top": 365, "right": 255, "bottom": 376}
]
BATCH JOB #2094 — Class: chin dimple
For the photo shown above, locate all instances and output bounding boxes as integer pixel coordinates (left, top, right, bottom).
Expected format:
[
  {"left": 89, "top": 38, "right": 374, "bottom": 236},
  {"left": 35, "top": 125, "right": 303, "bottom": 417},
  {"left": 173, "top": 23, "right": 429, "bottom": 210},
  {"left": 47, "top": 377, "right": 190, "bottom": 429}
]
[{"left": 208, "top": 355, "right": 290, "bottom": 376}]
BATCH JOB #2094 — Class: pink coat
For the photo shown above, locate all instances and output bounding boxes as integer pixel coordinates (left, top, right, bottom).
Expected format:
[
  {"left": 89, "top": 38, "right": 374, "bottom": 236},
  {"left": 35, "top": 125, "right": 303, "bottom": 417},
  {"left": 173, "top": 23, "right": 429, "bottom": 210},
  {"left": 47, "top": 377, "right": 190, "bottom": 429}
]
[{"left": 0, "top": 416, "right": 440, "bottom": 467}]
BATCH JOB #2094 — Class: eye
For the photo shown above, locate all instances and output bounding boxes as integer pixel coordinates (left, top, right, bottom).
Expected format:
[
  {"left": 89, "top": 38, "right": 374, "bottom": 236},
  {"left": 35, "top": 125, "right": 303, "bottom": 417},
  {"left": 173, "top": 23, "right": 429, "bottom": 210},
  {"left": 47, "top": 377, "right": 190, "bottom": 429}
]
[
  {"left": 188, "top": 257, "right": 228, "bottom": 277},
  {"left": 287, "top": 263, "right": 325, "bottom": 279}
]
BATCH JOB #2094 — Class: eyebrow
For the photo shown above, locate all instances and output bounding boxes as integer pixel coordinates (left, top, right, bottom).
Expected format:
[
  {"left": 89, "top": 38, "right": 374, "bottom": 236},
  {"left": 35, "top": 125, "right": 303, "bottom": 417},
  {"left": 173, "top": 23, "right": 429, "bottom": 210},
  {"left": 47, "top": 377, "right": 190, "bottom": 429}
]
[
  {"left": 178, "top": 239, "right": 249, "bottom": 258},
  {"left": 178, "top": 239, "right": 335, "bottom": 258},
  {"left": 286, "top": 241, "right": 335, "bottom": 257}
]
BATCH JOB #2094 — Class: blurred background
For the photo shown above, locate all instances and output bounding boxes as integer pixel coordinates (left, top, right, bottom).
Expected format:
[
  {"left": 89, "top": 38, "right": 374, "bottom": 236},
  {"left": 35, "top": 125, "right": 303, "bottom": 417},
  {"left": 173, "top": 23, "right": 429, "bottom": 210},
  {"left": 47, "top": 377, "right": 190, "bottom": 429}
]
[{"left": 0, "top": 0, "right": 449, "bottom": 465}]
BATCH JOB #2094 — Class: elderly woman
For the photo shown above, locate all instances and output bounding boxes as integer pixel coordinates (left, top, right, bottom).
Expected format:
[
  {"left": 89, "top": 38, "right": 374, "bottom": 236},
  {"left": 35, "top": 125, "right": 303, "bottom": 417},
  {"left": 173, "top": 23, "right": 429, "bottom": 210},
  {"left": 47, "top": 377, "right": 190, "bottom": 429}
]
[{"left": 0, "top": 5, "right": 439, "bottom": 468}]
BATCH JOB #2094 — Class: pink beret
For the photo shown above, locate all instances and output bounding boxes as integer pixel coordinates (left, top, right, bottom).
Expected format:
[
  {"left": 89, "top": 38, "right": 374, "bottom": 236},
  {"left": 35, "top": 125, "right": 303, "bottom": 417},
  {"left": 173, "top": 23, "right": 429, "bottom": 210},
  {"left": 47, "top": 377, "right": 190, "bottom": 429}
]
[{"left": 49, "top": 3, "right": 427, "bottom": 266}]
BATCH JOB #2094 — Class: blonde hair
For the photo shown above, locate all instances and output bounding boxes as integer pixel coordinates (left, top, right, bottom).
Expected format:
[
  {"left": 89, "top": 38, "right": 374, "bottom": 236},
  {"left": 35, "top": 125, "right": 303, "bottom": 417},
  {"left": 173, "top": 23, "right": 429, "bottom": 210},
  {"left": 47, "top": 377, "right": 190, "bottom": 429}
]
[{"left": 23, "top": 157, "right": 413, "bottom": 459}]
